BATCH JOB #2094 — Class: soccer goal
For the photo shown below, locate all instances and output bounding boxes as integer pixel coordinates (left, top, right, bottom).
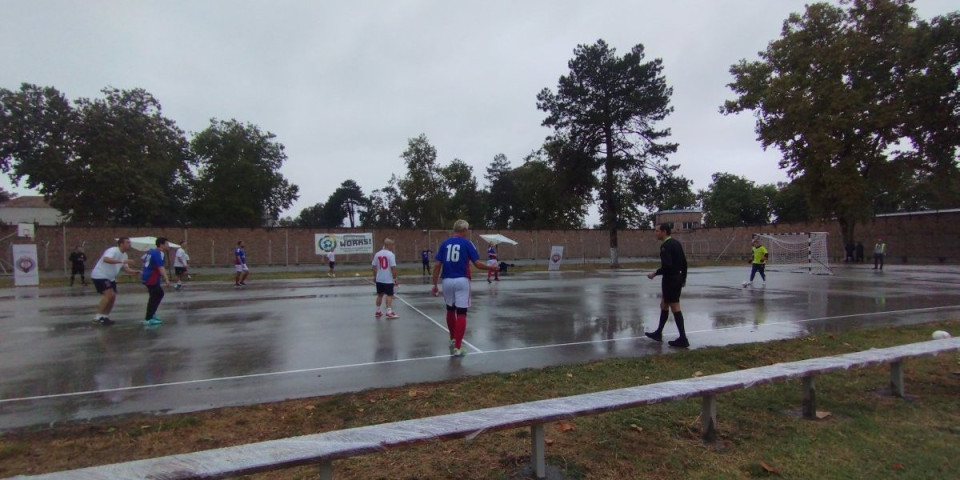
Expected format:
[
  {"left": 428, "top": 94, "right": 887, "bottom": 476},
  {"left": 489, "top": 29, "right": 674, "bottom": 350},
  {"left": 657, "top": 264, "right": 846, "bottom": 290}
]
[{"left": 755, "top": 232, "right": 832, "bottom": 275}]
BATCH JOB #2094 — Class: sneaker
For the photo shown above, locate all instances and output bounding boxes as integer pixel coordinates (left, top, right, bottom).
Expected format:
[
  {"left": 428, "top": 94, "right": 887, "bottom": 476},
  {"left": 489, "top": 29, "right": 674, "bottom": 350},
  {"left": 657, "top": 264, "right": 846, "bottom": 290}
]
[
  {"left": 668, "top": 337, "right": 690, "bottom": 348},
  {"left": 235, "top": 283, "right": 241, "bottom": 288},
  {"left": 174, "top": 283, "right": 182, "bottom": 290},
  {"left": 239, "top": 282, "right": 247, "bottom": 286},
  {"left": 452, "top": 348, "right": 465, "bottom": 357},
  {"left": 742, "top": 281, "right": 752, "bottom": 288},
  {"left": 487, "top": 277, "right": 492, "bottom": 284},
  {"left": 143, "top": 317, "right": 162, "bottom": 326},
  {"left": 375, "top": 310, "right": 383, "bottom": 317},
  {"left": 385, "top": 311, "right": 398, "bottom": 319},
  {"left": 95, "top": 317, "right": 115, "bottom": 326},
  {"left": 644, "top": 331, "right": 662, "bottom": 342},
  {"left": 449, "top": 338, "right": 456, "bottom": 347}
]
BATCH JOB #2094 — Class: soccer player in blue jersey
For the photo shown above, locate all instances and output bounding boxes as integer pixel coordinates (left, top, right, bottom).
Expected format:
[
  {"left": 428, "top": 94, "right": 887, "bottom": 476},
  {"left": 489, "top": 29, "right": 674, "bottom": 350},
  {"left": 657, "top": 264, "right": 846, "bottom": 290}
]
[
  {"left": 141, "top": 237, "right": 171, "bottom": 326},
  {"left": 431, "top": 219, "right": 497, "bottom": 357},
  {"left": 234, "top": 240, "right": 249, "bottom": 287}
]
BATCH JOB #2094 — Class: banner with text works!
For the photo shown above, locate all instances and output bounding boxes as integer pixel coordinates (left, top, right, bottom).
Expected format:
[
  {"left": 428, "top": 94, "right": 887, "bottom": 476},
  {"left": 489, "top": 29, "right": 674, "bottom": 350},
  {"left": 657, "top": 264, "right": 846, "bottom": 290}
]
[
  {"left": 13, "top": 244, "right": 39, "bottom": 286},
  {"left": 315, "top": 233, "right": 374, "bottom": 255}
]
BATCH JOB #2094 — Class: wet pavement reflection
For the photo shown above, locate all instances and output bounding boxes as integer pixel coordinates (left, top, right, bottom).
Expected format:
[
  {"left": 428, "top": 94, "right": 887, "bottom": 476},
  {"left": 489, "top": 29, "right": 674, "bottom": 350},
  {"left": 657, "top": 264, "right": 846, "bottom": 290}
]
[{"left": 1, "top": 264, "right": 959, "bottom": 430}]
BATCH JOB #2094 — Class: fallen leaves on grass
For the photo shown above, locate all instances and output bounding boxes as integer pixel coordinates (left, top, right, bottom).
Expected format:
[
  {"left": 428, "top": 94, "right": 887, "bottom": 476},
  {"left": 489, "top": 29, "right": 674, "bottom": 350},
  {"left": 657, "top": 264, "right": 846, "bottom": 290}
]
[
  {"left": 556, "top": 421, "right": 575, "bottom": 432},
  {"left": 759, "top": 461, "right": 780, "bottom": 475}
]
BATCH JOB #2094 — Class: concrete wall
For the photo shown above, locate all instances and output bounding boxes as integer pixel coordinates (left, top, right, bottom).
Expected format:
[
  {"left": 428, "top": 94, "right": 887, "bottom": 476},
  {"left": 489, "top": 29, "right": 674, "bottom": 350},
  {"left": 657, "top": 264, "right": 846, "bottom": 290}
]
[{"left": 2, "top": 210, "right": 958, "bottom": 272}]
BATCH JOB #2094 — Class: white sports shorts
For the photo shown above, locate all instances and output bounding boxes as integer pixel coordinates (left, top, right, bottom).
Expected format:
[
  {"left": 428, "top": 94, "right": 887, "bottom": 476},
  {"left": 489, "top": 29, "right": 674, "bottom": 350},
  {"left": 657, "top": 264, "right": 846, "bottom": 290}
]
[
  {"left": 441, "top": 277, "right": 471, "bottom": 309},
  {"left": 235, "top": 264, "right": 249, "bottom": 273}
]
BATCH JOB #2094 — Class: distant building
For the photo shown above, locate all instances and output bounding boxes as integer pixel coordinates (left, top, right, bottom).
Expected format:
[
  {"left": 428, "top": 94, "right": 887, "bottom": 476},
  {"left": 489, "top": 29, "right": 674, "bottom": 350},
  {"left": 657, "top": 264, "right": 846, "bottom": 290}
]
[
  {"left": 654, "top": 208, "right": 702, "bottom": 232},
  {"left": 0, "top": 196, "right": 64, "bottom": 226}
]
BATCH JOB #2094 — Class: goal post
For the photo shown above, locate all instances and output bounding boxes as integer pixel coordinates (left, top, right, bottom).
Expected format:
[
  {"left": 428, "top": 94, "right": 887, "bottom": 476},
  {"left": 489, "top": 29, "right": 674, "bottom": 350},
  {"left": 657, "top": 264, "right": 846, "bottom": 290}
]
[{"left": 754, "top": 232, "right": 832, "bottom": 275}]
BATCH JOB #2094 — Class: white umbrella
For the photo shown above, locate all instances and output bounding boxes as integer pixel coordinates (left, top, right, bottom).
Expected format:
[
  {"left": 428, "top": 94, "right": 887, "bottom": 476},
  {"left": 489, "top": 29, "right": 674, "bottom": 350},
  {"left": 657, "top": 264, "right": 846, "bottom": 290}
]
[
  {"left": 128, "top": 236, "right": 181, "bottom": 251},
  {"left": 479, "top": 233, "right": 518, "bottom": 246}
]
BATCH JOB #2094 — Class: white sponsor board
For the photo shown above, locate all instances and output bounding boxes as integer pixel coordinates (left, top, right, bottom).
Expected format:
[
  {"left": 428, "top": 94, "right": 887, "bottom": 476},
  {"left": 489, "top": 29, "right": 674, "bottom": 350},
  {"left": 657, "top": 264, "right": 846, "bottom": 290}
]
[
  {"left": 548, "top": 245, "right": 564, "bottom": 271},
  {"left": 315, "top": 233, "right": 374, "bottom": 255},
  {"left": 12, "top": 244, "right": 39, "bottom": 286}
]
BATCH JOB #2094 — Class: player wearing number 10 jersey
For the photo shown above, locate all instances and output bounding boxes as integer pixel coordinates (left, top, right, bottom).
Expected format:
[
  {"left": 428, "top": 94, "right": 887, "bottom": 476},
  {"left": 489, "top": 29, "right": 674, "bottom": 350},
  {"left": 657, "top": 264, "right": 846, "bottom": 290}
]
[
  {"left": 431, "top": 219, "right": 497, "bottom": 357},
  {"left": 372, "top": 238, "right": 398, "bottom": 319}
]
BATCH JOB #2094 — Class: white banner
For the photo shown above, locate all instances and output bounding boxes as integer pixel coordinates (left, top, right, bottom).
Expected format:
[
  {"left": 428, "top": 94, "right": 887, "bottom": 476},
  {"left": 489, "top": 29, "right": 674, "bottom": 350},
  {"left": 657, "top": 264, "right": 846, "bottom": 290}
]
[
  {"left": 12, "top": 244, "right": 39, "bottom": 286},
  {"left": 548, "top": 245, "right": 564, "bottom": 271},
  {"left": 315, "top": 233, "right": 374, "bottom": 255}
]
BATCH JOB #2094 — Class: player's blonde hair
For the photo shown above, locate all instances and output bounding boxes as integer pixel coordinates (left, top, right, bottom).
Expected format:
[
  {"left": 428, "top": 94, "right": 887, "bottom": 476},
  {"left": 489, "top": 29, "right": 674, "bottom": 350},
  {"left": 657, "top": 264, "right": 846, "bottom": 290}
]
[
  {"left": 453, "top": 219, "right": 469, "bottom": 233},
  {"left": 384, "top": 238, "right": 395, "bottom": 248}
]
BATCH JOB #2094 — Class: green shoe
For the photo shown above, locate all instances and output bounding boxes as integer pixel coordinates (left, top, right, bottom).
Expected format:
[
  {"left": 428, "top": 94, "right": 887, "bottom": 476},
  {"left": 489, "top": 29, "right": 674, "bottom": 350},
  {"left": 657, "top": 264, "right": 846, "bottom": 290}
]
[
  {"left": 143, "top": 317, "right": 163, "bottom": 326},
  {"left": 452, "top": 348, "right": 465, "bottom": 357}
]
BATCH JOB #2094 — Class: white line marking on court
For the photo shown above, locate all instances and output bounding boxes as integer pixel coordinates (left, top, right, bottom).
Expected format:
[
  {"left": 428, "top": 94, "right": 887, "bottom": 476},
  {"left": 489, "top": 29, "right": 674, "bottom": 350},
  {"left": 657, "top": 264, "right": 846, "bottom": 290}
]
[
  {"left": 364, "top": 278, "right": 482, "bottom": 353},
  {"left": 393, "top": 292, "right": 482, "bottom": 353},
  {"left": 2, "top": 304, "right": 956, "bottom": 405}
]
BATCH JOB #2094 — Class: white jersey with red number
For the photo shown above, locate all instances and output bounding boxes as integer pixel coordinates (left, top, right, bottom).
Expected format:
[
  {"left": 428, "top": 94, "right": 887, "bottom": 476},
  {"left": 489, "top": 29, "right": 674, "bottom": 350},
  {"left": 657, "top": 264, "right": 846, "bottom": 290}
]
[{"left": 372, "top": 248, "right": 396, "bottom": 284}]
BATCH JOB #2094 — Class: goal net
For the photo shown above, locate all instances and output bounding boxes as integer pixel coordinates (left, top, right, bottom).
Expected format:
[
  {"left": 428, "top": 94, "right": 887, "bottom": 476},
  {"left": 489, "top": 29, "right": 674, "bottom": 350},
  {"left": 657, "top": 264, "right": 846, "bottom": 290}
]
[{"left": 755, "top": 232, "right": 832, "bottom": 275}]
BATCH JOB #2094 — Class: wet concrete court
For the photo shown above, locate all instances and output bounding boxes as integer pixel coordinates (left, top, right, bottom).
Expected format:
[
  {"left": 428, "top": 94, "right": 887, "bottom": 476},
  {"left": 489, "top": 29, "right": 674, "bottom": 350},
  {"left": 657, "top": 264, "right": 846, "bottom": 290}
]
[{"left": 1, "top": 264, "right": 959, "bottom": 431}]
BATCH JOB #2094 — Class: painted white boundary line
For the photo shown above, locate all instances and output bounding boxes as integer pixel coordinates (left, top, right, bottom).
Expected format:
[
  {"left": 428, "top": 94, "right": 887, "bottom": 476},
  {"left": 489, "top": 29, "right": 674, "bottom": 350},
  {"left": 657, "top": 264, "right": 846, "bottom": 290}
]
[{"left": 2, "top": 304, "right": 957, "bottom": 405}]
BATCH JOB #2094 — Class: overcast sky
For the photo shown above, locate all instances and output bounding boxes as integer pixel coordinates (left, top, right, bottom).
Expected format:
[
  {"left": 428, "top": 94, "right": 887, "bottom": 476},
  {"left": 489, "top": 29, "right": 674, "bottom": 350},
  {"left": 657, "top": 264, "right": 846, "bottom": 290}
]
[{"left": 2, "top": 0, "right": 956, "bottom": 225}]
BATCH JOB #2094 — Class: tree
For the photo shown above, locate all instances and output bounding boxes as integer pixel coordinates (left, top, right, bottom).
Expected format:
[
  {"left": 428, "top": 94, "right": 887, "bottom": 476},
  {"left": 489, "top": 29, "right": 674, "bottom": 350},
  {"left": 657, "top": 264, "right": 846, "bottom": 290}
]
[
  {"left": 188, "top": 119, "right": 299, "bottom": 227},
  {"left": 319, "top": 180, "right": 367, "bottom": 227},
  {"left": 397, "top": 134, "right": 446, "bottom": 228},
  {"left": 362, "top": 175, "right": 403, "bottom": 228},
  {"left": 508, "top": 151, "right": 587, "bottom": 229},
  {"left": 0, "top": 187, "right": 14, "bottom": 203},
  {"left": 293, "top": 203, "right": 325, "bottom": 228},
  {"left": 439, "top": 159, "right": 485, "bottom": 226},
  {"left": 769, "top": 181, "right": 811, "bottom": 224},
  {"left": 699, "top": 172, "right": 773, "bottom": 227},
  {"left": 722, "top": 0, "right": 960, "bottom": 245},
  {"left": 0, "top": 84, "right": 192, "bottom": 225},
  {"left": 484, "top": 153, "right": 514, "bottom": 228},
  {"left": 538, "top": 39, "right": 678, "bottom": 266}
]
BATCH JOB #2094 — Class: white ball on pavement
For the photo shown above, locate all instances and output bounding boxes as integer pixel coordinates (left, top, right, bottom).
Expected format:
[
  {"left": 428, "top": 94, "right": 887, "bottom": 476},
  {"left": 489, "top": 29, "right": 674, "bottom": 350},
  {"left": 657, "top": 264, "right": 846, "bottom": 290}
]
[{"left": 932, "top": 330, "right": 951, "bottom": 340}]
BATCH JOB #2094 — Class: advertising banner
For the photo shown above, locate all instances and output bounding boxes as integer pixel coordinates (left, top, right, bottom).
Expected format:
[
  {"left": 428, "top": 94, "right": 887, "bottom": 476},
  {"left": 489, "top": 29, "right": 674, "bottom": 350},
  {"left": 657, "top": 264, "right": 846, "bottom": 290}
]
[
  {"left": 12, "top": 244, "right": 39, "bottom": 286},
  {"left": 548, "top": 245, "right": 564, "bottom": 271},
  {"left": 315, "top": 233, "right": 374, "bottom": 255}
]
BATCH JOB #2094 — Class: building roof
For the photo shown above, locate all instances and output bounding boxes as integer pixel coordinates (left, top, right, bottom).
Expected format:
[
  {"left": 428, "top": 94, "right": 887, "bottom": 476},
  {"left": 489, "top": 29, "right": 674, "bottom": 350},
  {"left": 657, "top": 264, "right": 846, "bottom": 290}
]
[
  {"left": 655, "top": 208, "right": 702, "bottom": 215},
  {"left": 0, "top": 196, "right": 53, "bottom": 209}
]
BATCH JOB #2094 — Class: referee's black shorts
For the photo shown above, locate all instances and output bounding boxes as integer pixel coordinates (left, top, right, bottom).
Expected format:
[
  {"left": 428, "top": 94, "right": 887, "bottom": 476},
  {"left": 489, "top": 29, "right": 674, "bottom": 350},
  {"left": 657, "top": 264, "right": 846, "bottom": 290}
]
[{"left": 661, "top": 275, "right": 683, "bottom": 303}]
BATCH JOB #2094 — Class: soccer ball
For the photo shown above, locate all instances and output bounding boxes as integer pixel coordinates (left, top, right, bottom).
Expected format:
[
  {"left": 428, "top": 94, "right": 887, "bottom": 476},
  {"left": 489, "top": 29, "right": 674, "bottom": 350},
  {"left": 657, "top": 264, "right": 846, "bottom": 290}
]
[
  {"left": 741, "top": 281, "right": 751, "bottom": 288},
  {"left": 355, "top": 273, "right": 360, "bottom": 277},
  {"left": 932, "top": 330, "right": 951, "bottom": 340}
]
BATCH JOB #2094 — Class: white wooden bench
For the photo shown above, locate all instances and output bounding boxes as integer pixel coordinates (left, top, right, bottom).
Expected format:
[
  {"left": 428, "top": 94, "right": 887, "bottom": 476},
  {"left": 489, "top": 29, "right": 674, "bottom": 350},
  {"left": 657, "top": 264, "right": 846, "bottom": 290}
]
[{"left": 11, "top": 337, "right": 960, "bottom": 480}]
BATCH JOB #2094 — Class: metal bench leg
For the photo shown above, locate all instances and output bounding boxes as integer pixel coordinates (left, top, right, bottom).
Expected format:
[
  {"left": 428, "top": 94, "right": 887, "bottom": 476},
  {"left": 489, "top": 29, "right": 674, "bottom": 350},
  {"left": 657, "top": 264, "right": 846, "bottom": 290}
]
[
  {"left": 319, "top": 460, "right": 332, "bottom": 480},
  {"left": 802, "top": 375, "right": 816, "bottom": 419},
  {"left": 701, "top": 394, "right": 717, "bottom": 442},
  {"left": 890, "top": 360, "right": 904, "bottom": 397},
  {"left": 531, "top": 423, "right": 546, "bottom": 479}
]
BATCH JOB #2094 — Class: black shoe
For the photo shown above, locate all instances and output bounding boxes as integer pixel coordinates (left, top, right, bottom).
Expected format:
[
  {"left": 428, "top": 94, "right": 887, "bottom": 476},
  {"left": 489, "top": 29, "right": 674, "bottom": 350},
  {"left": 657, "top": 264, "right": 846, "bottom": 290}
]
[
  {"left": 668, "top": 337, "right": 690, "bottom": 348},
  {"left": 239, "top": 282, "right": 247, "bottom": 286},
  {"left": 97, "top": 317, "right": 115, "bottom": 326},
  {"left": 644, "top": 331, "right": 662, "bottom": 342}
]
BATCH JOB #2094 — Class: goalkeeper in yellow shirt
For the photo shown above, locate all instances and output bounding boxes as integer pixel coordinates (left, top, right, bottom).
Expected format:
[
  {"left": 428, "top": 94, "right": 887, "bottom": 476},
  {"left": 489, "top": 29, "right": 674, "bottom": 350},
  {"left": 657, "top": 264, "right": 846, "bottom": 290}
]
[{"left": 743, "top": 238, "right": 769, "bottom": 288}]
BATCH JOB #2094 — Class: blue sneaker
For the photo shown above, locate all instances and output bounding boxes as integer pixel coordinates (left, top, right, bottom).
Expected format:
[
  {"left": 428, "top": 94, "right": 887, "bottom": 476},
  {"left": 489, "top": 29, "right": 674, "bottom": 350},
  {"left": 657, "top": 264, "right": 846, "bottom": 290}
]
[{"left": 143, "top": 317, "right": 162, "bottom": 326}]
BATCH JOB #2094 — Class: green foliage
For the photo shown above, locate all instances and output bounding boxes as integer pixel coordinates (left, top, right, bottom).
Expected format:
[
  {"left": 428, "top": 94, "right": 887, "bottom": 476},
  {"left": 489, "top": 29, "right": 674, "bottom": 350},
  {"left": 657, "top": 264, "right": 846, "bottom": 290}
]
[
  {"left": 723, "top": 0, "right": 960, "bottom": 244},
  {"left": 699, "top": 172, "right": 773, "bottom": 227},
  {"left": 188, "top": 119, "right": 299, "bottom": 227},
  {"left": 397, "top": 134, "right": 446, "bottom": 228},
  {"left": 537, "top": 39, "right": 678, "bottom": 262},
  {"left": 0, "top": 84, "right": 192, "bottom": 225},
  {"left": 484, "top": 153, "right": 514, "bottom": 228},
  {"left": 362, "top": 175, "right": 403, "bottom": 228},
  {"left": 293, "top": 202, "right": 325, "bottom": 228},
  {"left": 439, "top": 159, "right": 485, "bottom": 227},
  {"left": 318, "top": 180, "right": 367, "bottom": 228},
  {"left": 770, "top": 181, "right": 811, "bottom": 223}
]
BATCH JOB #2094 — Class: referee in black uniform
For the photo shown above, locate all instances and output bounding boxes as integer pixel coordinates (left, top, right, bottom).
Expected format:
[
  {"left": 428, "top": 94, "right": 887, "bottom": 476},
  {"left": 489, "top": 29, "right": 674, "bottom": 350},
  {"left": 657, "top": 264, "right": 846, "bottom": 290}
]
[{"left": 645, "top": 223, "right": 690, "bottom": 348}]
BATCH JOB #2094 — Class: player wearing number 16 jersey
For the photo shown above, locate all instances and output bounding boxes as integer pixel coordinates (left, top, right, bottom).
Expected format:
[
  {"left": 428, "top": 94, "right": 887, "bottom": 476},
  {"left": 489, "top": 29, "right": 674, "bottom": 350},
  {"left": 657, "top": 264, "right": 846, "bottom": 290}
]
[{"left": 431, "top": 219, "right": 497, "bottom": 357}]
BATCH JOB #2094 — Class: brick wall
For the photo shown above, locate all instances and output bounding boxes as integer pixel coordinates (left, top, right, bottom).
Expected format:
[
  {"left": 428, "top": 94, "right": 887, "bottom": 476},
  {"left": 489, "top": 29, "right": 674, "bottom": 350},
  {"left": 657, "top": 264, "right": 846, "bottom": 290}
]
[{"left": 2, "top": 210, "right": 958, "bottom": 272}]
